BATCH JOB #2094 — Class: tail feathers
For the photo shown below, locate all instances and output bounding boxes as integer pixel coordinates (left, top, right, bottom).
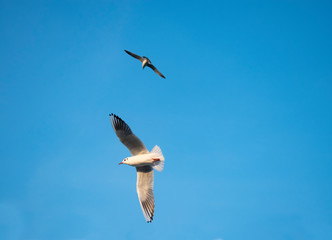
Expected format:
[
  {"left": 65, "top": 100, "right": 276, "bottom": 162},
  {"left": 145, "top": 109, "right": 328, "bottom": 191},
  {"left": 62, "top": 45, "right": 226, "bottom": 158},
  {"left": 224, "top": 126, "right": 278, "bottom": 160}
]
[{"left": 150, "top": 145, "right": 165, "bottom": 172}]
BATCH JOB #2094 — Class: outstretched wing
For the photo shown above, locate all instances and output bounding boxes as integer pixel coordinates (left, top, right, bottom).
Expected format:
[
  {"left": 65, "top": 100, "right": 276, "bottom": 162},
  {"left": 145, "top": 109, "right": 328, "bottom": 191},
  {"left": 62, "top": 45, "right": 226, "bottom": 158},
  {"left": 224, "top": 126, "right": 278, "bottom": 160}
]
[
  {"left": 148, "top": 64, "right": 166, "bottom": 79},
  {"left": 136, "top": 166, "right": 155, "bottom": 223},
  {"left": 109, "top": 114, "right": 148, "bottom": 156},
  {"left": 124, "top": 50, "right": 144, "bottom": 62}
]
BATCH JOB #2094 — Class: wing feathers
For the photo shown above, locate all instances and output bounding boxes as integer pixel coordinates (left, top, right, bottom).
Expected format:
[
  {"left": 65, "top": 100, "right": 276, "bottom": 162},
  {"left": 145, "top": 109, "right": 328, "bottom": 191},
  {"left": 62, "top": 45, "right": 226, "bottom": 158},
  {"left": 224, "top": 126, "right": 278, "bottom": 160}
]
[
  {"left": 110, "top": 113, "right": 132, "bottom": 135},
  {"left": 148, "top": 64, "right": 166, "bottom": 78},
  {"left": 109, "top": 114, "right": 148, "bottom": 156},
  {"left": 136, "top": 166, "right": 155, "bottom": 223},
  {"left": 124, "top": 50, "right": 144, "bottom": 62}
]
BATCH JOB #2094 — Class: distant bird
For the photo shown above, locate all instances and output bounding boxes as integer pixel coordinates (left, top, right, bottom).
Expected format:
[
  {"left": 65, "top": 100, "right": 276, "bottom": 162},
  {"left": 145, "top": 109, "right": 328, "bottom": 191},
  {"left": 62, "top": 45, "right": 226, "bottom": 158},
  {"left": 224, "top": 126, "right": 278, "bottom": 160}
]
[
  {"left": 109, "top": 113, "right": 165, "bottom": 223},
  {"left": 124, "top": 50, "right": 166, "bottom": 79}
]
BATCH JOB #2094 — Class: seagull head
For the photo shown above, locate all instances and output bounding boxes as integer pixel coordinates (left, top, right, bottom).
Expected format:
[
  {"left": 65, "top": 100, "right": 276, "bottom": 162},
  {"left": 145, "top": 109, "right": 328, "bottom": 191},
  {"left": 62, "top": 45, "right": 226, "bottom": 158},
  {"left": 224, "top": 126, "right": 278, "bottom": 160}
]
[{"left": 119, "top": 157, "right": 128, "bottom": 165}]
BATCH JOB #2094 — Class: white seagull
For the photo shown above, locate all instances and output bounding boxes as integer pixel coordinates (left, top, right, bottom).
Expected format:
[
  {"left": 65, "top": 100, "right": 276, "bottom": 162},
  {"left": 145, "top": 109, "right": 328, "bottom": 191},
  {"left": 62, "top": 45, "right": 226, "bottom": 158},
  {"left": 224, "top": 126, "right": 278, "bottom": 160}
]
[
  {"left": 124, "top": 50, "right": 166, "bottom": 79},
  {"left": 109, "top": 113, "right": 165, "bottom": 223}
]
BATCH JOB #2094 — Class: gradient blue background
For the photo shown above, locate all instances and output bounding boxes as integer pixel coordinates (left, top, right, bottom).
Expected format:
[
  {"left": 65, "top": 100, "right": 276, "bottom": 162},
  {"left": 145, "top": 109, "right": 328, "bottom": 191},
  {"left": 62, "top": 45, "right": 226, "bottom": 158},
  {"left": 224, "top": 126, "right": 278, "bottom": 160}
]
[{"left": 1, "top": 0, "right": 331, "bottom": 239}]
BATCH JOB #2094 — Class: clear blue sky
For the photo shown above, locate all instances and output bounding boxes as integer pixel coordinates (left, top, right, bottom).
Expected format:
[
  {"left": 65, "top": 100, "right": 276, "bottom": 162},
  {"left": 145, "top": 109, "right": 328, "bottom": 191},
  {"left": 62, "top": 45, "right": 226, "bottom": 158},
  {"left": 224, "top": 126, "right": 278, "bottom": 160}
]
[{"left": 1, "top": 0, "right": 331, "bottom": 239}]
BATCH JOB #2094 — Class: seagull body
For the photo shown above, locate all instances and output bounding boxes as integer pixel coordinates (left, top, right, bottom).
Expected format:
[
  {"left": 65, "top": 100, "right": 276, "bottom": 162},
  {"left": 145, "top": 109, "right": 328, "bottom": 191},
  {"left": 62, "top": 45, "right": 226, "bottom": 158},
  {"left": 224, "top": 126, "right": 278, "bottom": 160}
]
[
  {"left": 120, "top": 151, "right": 164, "bottom": 168},
  {"left": 124, "top": 50, "right": 166, "bottom": 79},
  {"left": 109, "top": 113, "right": 165, "bottom": 222}
]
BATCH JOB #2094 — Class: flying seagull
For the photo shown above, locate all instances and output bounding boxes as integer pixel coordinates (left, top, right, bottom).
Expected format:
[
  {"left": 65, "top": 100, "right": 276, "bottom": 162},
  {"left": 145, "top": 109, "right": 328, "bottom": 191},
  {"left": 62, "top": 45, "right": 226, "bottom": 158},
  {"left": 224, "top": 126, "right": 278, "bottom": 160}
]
[
  {"left": 124, "top": 50, "right": 166, "bottom": 79},
  {"left": 109, "top": 113, "right": 165, "bottom": 223}
]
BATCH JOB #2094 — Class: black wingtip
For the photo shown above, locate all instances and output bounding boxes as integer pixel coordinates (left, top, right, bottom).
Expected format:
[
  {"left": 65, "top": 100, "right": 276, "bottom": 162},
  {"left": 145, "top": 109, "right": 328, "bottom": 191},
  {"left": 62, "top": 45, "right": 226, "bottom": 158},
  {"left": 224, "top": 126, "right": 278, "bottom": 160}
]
[{"left": 110, "top": 113, "right": 122, "bottom": 121}]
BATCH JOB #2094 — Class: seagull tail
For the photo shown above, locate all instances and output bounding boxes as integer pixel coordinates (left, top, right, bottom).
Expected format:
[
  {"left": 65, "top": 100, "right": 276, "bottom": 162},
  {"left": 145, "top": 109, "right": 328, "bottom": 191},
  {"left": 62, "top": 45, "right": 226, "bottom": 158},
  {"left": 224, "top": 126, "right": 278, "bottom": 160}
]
[{"left": 150, "top": 145, "right": 165, "bottom": 172}]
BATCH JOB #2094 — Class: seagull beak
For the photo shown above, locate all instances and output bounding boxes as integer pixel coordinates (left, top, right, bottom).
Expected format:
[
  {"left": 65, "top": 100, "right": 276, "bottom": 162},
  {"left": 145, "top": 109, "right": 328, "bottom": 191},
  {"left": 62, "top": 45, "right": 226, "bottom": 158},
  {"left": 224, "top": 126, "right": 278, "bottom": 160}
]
[{"left": 119, "top": 162, "right": 123, "bottom": 165}]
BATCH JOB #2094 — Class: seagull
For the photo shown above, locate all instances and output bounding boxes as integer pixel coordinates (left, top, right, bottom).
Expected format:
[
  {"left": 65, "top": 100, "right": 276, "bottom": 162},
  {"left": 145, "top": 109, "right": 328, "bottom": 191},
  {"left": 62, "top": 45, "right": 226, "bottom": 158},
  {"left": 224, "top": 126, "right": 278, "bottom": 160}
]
[
  {"left": 124, "top": 50, "right": 166, "bottom": 79},
  {"left": 109, "top": 113, "right": 165, "bottom": 223}
]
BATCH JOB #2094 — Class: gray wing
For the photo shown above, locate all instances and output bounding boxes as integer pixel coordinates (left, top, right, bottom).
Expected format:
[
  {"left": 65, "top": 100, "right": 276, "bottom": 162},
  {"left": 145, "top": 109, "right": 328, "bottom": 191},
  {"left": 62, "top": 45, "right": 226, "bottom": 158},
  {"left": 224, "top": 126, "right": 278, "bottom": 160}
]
[
  {"left": 148, "top": 64, "right": 166, "bottom": 79},
  {"left": 109, "top": 114, "right": 149, "bottom": 156},
  {"left": 136, "top": 166, "right": 155, "bottom": 223},
  {"left": 124, "top": 50, "right": 144, "bottom": 63}
]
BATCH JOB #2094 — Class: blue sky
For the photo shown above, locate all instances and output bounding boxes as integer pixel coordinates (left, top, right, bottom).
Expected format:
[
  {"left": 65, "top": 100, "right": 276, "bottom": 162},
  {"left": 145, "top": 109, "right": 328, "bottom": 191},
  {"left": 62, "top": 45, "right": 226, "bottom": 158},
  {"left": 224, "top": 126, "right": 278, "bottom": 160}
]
[{"left": 0, "top": 0, "right": 331, "bottom": 239}]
